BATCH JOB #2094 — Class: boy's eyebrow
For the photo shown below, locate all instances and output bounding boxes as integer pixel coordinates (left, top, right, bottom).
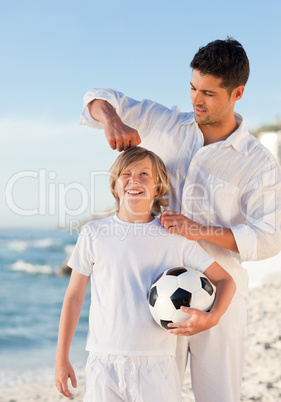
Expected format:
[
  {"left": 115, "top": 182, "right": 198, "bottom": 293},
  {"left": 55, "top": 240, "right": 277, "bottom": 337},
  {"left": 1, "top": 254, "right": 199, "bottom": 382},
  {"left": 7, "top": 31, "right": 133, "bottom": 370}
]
[
  {"left": 123, "top": 165, "right": 153, "bottom": 172},
  {"left": 190, "top": 81, "right": 217, "bottom": 94}
]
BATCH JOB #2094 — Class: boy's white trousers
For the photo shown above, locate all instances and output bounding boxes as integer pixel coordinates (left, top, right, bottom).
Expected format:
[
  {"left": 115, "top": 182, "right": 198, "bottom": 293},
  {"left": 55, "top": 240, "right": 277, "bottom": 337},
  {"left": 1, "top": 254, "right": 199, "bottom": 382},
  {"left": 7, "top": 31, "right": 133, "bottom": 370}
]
[{"left": 84, "top": 353, "right": 182, "bottom": 402}]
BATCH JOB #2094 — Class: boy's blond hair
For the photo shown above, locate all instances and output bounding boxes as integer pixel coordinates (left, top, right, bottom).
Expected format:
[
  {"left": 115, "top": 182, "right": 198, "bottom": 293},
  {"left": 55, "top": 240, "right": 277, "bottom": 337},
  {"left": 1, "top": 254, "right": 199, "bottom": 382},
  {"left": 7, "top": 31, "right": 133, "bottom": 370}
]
[{"left": 109, "top": 147, "right": 169, "bottom": 215}]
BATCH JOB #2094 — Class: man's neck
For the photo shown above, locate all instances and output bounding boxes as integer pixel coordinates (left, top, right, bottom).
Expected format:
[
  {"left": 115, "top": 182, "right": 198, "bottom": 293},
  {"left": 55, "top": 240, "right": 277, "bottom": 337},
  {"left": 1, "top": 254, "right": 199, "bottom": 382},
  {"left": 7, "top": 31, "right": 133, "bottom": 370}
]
[{"left": 199, "top": 115, "right": 239, "bottom": 146}]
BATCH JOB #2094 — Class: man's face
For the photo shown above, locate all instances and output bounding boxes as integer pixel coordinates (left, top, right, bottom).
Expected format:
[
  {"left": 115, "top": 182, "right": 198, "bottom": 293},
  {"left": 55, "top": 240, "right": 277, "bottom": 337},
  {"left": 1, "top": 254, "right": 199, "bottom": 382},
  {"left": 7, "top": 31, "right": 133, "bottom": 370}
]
[{"left": 190, "top": 69, "right": 236, "bottom": 128}]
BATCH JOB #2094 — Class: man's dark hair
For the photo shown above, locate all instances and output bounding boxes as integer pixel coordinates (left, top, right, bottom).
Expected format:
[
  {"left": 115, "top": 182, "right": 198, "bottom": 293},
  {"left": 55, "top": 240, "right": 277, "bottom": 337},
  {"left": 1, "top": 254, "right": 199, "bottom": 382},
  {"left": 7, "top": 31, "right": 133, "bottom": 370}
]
[{"left": 190, "top": 37, "right": 250, "bottom": 94}]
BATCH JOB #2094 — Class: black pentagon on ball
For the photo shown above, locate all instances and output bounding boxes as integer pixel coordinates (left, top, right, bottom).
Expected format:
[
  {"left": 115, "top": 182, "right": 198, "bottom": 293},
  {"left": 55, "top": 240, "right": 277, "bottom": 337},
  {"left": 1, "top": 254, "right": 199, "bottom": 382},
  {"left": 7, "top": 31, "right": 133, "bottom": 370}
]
[
  {"left": 170, "top": 287, "right": 192, "bottom": 310},
  {"left": 200, "top": 277, "right": 214, "bottom": 296},
  {"left": 148, "top": 286, "right": 158, "bottom": 307},
  {"left": 166, "top": 267, "right": 187, "bottom": 276},
  {"left": 160, "top": 319, "right": 173, "bottom": 330}
]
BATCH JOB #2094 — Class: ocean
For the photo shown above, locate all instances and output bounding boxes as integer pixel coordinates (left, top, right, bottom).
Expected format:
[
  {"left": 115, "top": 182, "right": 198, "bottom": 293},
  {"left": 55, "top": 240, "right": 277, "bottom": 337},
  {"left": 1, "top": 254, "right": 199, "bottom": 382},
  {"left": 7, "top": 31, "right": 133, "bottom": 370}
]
[
  {"left": 0, "top": 228, "right": 89, "bottom": 387},
  {"left": 0, "top": 227, "right": 280, "bottom": 387}
]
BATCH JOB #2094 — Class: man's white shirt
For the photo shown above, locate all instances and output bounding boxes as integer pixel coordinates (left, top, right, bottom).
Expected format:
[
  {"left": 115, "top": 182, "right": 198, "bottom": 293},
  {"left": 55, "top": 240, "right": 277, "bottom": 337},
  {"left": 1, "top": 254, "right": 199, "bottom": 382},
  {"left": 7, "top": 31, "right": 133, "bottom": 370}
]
[{"left": 80, "top": 88, "right": 281, "bottom": 298}]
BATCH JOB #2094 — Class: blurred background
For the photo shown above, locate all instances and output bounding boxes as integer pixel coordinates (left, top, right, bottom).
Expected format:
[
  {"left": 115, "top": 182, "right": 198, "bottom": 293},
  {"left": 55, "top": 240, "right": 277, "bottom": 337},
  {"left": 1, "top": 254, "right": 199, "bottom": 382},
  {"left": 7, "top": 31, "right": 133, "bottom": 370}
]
[{"left": 1, "top": 0, "right": 281, "bottom": 391}]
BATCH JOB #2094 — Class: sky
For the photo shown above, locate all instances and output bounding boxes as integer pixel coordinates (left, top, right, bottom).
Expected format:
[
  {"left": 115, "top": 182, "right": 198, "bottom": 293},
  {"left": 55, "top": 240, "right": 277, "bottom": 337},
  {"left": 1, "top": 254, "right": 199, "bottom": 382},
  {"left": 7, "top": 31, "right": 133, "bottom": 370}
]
[{"left": 1, "top": 0, "right": 281, "bottom": 228}]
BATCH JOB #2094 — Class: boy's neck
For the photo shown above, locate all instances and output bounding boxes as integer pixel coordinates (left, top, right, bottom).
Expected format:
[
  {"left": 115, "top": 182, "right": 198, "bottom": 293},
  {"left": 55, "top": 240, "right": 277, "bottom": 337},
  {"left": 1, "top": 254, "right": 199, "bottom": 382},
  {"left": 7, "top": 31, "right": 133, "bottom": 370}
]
[{"left": 117, "top": 209, "right": 154, "bottom": 224}]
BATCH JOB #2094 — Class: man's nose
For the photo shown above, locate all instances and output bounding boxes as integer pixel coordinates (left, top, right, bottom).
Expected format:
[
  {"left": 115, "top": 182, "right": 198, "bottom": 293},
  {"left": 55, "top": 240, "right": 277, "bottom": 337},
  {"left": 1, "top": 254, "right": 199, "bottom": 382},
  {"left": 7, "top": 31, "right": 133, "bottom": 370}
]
[{"left": 191, "top": 90, "right": 203, "bottom": 105}]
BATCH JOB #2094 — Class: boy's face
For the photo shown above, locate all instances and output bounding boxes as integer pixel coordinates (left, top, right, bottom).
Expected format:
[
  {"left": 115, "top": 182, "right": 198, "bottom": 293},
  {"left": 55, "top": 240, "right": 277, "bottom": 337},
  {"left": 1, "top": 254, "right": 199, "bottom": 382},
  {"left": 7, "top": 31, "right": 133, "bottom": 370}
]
[{"left": 115, "top": 157, "right": 158, "bottom": 216}]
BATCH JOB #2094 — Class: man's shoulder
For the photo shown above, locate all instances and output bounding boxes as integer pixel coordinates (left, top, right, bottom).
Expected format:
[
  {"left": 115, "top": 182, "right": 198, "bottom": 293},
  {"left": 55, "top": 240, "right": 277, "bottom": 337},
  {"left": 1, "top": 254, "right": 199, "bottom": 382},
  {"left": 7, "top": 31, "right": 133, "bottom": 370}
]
[{"left": 247, "top": 132, "right": 280, "bottom": 166}]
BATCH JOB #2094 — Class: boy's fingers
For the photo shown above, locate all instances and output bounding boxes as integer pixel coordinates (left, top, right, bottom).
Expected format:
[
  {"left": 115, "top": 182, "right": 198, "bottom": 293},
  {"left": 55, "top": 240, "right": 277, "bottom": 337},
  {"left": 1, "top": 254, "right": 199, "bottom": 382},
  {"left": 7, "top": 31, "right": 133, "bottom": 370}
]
[
  {"left": 61, "top": 383, "right": 73, "bottom": 398},
  {"left": 71, "top": 373, "right": 77, "bottom": 388},
  {"left": 181, "top": 306, "right": 192, "bottom": 313}
]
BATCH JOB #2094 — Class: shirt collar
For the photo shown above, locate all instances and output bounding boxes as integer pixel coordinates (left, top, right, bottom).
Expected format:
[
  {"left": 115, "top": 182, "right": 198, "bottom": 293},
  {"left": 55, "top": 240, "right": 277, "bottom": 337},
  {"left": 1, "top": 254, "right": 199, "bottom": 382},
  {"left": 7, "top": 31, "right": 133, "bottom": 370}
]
[
  {"left": 221, "top": 113, "right": 249, "bottom": 155},
  {"left": 181, "top": 112, "right": 250, "bottom": 156}
]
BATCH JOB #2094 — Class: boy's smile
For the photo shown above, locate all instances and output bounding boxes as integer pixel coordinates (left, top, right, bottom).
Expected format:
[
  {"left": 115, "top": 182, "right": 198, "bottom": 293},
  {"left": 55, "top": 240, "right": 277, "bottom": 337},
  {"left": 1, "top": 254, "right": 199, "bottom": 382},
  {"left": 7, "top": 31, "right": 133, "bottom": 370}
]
[{"left": 125, "top": 188, "right": 144, "bottom": 196}]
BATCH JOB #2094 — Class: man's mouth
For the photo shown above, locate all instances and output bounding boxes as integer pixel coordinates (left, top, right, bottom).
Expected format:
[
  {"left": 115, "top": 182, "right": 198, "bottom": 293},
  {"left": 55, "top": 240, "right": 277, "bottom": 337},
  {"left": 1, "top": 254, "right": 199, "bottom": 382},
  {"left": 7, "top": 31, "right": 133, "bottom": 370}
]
[{"left": 194, "top": 106, "right": 207, "bottom": 114}]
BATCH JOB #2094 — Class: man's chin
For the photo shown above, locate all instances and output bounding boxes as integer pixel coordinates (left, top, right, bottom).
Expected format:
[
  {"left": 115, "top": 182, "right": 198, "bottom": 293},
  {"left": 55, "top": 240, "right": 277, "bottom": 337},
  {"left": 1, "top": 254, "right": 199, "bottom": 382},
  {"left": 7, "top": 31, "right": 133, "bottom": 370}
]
[{"left": 195, "top": 116, "right": 209, "bottom": 125}]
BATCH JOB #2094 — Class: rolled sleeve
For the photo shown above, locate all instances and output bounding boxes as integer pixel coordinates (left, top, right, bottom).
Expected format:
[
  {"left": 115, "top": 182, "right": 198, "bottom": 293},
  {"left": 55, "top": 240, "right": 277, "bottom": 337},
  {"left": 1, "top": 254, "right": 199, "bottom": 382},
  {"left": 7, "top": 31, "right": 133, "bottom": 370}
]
[
  {"left": 79, "top": 88, "right": 121, "bottom": 129},
  {"left": 233, "top": 162, "right": 281, "bottom": 262},
  {"left": 230, "top": 224, "right": 257, "bottom": 262}
]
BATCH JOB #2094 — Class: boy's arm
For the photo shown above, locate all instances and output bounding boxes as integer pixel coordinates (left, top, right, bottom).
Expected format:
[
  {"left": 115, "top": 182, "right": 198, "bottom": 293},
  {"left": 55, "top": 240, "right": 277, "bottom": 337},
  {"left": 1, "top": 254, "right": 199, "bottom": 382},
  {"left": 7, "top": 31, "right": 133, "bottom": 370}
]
[
  {"left": 167, "top": 261, "right": 236, "bottom": 336},
  {"left": 55, "top": 270, "right": 90, "bottom": 398}
]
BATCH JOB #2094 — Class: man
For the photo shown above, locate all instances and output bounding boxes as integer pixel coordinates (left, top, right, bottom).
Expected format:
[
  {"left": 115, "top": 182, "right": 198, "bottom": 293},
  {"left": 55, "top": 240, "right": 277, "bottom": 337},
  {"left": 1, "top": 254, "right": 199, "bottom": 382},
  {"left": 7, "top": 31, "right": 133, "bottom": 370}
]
[{"left": 79, "top": 38, "right": 281, "bottom": 402}]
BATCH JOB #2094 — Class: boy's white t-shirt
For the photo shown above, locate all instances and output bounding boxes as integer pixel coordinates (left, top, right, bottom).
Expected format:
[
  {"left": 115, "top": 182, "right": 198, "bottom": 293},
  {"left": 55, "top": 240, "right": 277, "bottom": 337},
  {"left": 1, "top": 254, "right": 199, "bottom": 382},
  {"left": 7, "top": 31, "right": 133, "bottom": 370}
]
[{"left": 68, "top": 215, "right": 215, "bottom": 357}]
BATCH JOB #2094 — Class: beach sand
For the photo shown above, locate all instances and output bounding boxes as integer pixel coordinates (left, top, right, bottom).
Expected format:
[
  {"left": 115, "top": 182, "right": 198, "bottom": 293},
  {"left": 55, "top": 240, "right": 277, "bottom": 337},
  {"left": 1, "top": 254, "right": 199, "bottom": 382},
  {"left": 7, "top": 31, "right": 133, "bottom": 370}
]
[{"left": 1, "top": 277, "right": 281, "bottom": 402}]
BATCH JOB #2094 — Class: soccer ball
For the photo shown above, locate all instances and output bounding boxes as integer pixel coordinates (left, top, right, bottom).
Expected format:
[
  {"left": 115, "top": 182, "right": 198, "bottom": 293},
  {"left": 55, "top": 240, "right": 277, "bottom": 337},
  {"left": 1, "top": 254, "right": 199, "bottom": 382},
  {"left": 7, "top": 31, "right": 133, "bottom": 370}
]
[{"left": 148, "top": 267, "right": 215, "bottom": 330}]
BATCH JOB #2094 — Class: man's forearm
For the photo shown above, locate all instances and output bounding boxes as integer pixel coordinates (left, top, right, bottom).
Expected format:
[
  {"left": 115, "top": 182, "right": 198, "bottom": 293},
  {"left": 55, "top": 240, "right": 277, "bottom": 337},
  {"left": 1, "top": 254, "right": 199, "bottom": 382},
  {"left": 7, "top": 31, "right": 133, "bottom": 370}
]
[
  {"left": 88, "top": 99, "right": 118, "bottom": 124},
  {"left": 199, "top": 225, "right": 239, "bottom": 253},
  {"left": 161, "top": 211, "right": 239, "bottom": 253}
]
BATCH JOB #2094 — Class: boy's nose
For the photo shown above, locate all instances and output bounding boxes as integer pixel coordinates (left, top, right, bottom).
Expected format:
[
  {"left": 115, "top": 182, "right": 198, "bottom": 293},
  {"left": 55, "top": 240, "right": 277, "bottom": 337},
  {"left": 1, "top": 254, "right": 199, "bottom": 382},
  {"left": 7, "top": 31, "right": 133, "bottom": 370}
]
[{"left": 129, "top": 174, "right": 138, "bottom": 184}]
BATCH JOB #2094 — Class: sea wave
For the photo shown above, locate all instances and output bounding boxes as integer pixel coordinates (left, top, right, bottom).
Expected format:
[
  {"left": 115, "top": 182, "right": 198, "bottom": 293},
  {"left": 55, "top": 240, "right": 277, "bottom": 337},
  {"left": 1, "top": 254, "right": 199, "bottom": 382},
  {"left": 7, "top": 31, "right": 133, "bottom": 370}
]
[
  {"left": 64, "top": 244, "right": 75, "bottom": 254},
  {"left": 9, "top": 260, "right": 53, "bottom": 275},
  {"left": 30, "top": 238, "right": 61, "bottom": 248},
  {"left": 7, "top": 238, "right": 62, "bottom": 252},
  {"left": 7, "top": 240, "right": 28, "bottom": 252},
  {"left": 0, "top": 360, "right": 86, "bottom": 387}
]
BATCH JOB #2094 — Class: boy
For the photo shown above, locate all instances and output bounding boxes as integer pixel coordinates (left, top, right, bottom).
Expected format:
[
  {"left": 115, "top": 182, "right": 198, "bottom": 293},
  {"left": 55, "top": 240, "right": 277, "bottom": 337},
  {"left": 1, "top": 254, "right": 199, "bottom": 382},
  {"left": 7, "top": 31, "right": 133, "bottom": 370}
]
[{"left": 55, "top": 147, "right": 236, "bottom": 401}]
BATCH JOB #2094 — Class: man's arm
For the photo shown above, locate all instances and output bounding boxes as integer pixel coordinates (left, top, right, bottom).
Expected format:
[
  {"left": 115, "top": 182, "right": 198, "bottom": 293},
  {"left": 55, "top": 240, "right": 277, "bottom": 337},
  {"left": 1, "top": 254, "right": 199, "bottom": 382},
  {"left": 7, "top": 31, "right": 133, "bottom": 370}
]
[
  {"left": 160, "top": 211, "right": 239, "bottom": 253},
  {"left": 88, "top": 99, "right": 141, "bottom": 151}
]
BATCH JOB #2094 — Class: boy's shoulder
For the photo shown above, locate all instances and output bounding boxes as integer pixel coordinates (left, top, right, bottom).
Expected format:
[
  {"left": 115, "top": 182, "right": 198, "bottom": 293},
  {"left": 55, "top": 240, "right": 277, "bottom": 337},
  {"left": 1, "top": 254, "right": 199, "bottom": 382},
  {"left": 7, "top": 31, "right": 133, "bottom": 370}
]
[{"left": 80, "top": 215, "right": 114, "bottom": 234}]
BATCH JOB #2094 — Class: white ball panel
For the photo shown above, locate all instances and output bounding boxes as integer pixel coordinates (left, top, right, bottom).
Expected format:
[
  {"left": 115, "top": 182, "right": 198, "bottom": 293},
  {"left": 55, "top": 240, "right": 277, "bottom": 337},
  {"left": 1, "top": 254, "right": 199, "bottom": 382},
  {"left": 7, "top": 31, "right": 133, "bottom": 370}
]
[
  {"left": 172, "top": 308, "right": 191, "bottom": 323},
  {"left": 156, "top": 275, "right": 178, "bottom": 296},
  {"left": 177, "top": 269, "right": 202, "bottom": 293},
  {"left": 191, "top": 288, "right": 215, "bottom": 311}
]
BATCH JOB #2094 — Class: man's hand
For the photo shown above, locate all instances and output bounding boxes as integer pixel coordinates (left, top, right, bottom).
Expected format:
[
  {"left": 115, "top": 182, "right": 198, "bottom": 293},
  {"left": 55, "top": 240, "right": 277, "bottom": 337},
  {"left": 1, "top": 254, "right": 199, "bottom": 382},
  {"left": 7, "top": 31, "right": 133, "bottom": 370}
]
[
  {"left": 160, "top": 210, "right": 203, "bottom": 241},
  {"left": 160, "top": 210, "right": 239, "bottom": 252},
  {"left": 88, "top": 99, "right": 141, "bottom": 151},
  {"left": 167, "top": 306, "right": 218, "bottom": 336},
  {"left": 104, "top": 115, "right": 141, "bottom": 151},
  {"left": 55, "top": 360, "right": 77, "bottom": 398}
]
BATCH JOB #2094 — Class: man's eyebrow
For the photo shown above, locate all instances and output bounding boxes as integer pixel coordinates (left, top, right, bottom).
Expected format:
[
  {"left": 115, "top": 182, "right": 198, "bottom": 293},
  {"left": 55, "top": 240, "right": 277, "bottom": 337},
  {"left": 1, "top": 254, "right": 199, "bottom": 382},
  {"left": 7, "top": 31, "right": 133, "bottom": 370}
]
[{"left": 190, "top": 82, "right": 217, "bottom": 94}]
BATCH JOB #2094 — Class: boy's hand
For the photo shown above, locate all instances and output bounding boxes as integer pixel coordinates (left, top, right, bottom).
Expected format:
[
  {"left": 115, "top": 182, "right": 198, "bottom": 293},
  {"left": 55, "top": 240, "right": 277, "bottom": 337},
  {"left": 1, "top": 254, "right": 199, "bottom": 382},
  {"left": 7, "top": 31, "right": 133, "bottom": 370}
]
[
  {"left": 167, "top": 306, "right": 218, "bottom": 336},
  {"left": 55, "top": 360, "right": 77, "bottom": 398}
]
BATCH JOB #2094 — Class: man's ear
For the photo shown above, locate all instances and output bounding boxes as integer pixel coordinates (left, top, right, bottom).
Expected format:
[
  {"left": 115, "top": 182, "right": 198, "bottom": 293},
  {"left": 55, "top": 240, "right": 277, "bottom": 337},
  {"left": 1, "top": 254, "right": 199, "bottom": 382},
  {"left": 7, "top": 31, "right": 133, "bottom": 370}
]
[{"left": 232, "top": 85, "right": 245, "bottom": 101}]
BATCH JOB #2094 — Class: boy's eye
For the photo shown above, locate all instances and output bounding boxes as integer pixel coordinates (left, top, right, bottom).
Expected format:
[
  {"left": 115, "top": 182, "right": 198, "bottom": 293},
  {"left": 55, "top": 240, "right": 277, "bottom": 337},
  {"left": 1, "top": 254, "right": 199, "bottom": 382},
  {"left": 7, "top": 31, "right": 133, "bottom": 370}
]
[{"left": 141, "top": 172, "right": 148, "bottom": 176}]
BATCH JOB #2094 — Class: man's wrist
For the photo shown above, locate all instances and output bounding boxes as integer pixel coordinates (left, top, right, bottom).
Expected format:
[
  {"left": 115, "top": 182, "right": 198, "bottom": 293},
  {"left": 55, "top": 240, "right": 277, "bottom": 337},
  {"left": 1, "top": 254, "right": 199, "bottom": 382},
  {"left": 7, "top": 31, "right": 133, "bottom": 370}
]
[
  {"left": 195, "top": 224, "right": 208, "bottom": 241},
  {"left": 88, "top": 99, "right": 117, "bottom": 124}
]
